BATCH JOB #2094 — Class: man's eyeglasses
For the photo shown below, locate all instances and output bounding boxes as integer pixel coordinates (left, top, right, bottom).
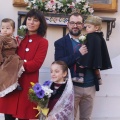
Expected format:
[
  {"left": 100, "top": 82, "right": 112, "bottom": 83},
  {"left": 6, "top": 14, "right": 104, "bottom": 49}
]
[{"left": 69, "top": 21, "right": 83, "bottom": 26}]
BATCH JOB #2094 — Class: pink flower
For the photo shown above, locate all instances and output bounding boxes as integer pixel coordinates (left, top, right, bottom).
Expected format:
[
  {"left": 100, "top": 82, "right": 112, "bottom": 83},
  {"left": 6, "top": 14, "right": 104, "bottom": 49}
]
[
  {"left": 69, "top": 2, "right": 75, "bottom": 8},
  {"left": 88, "top": 7, "right": 94, "bottom": 13},
  {"left": 50, "top": 0, "right": 55, "bottom": 4}
]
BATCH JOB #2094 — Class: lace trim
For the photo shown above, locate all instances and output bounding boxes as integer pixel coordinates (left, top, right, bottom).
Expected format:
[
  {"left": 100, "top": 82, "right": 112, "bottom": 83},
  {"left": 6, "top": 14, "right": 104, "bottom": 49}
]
[
  {"left": 47, "top": 69, "right": 74, "bottom": 120},
  {"left": 0, "top": 82, "right": 18, "bottom": 97},
  {"left": 18, "top": 65, "right": 25, "bottom": 78}
]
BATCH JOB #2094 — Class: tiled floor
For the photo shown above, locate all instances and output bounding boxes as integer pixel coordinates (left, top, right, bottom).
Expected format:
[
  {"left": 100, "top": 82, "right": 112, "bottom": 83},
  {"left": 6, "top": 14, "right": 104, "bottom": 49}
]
[
  {"left": 0, "top": 114, "right": 38, "bottom": 120},
  {"left": 0, "top": 116, "right": 37, "bottom": 120}
]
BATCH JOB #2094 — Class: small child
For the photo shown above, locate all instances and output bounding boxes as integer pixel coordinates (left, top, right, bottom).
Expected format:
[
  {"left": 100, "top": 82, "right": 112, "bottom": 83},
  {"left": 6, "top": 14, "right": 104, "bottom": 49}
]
[
  {"left": 47, "top": 60, "right": 74, "bottom": 120},
  {"left": 0, "top": 18, "right": 24, "bottom": 97},
  {"left": 84, "top": 15, "right": 103, "bottom": 85},
  {"left": 76, "top": 15, "right": 112, "bottom": 86}
]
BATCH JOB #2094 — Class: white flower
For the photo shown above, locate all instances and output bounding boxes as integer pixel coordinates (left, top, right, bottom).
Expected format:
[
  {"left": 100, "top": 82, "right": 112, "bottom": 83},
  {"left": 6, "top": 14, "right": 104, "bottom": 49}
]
[
  {"left": 27, "top": 5, "right": 31, "bottom": 9},
  {"left": 24, "top": 0, "right": 29, "bottom": 3},
  {"left": 79, "top": 35, "right": 86, "bottom": 41},
  {"left": 84, "top": 3, "right": 89, "bottom": 9},
  {"left": 31, "top": 0, "right": 36, "bottom": 4},
  {"left": 81, "top": 0, "right": 86, "bottom": 2},
  {"left": 56, "top": 1, "right": 63, "bottom": 9},
  {"left": 18, "top": 25, "right": 27, "bottom": 39},
  {"left": 20, "top": 25, "right": 27, "bottom": 29},
  {"left": 42, "top": 86, "right": 53, "bottom": 98},
  {"left": 88, "top": 7, "right": 94, "bottom": 13},
  {"left": 79, "top": 35, "right": 86, "bottom": 44},
  {"left": 33, "top": 5, "right": 38, "bottom": 9}
]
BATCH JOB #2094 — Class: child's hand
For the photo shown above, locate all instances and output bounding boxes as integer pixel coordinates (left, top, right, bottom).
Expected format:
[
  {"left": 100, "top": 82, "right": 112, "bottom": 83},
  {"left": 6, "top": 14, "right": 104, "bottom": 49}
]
[
  {"left": 79, "top": 66, "right": 84, "bottom": 68},
  {"left": 98, "top": 78, "right": 102, "bottom": 85}
]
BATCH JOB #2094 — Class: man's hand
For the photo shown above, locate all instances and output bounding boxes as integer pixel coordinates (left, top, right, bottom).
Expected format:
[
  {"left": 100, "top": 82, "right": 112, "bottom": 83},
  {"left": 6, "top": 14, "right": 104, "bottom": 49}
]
[{"left": 79, "top": 45, "right": 88, "bottom": 55}]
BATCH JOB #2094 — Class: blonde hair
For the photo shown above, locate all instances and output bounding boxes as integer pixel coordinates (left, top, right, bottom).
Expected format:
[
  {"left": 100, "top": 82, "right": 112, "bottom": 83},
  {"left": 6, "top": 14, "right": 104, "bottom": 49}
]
[{"left": 84, "top": 15, "right": 102, "bottom": 30}]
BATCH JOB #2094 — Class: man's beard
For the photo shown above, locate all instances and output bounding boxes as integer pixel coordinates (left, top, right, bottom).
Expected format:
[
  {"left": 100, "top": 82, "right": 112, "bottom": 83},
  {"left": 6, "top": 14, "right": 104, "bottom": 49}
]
[{"left": 69, "top": 29, "right": 81, "bottom": 36}]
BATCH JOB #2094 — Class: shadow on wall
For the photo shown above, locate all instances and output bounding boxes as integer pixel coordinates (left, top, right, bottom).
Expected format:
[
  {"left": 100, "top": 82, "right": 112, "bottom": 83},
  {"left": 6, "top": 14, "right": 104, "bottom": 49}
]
[{"left": 39, "top": 67, "right": 51, "bottom": 84}]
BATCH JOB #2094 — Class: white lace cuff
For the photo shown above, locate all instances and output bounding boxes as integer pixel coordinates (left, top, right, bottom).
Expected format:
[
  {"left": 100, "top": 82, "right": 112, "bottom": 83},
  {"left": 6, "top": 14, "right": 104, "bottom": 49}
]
[{"left": 18, "top": 65, "right": 25, "bottom": 78}]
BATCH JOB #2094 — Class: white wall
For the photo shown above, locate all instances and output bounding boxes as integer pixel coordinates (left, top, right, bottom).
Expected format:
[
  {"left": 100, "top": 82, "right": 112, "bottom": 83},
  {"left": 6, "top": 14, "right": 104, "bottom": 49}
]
[
  {"left": 91, "top": 55, "right": 120, "bottom": 119},
  {"left": 0, "top": 1, "right": 27, "bottom": 32}
]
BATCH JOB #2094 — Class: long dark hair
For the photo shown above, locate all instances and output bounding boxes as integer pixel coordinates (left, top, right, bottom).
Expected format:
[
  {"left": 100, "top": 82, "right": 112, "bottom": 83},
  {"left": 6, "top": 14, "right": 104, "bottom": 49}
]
[{"left": 23, "top": 9, "right": 47, "bottom": 37}]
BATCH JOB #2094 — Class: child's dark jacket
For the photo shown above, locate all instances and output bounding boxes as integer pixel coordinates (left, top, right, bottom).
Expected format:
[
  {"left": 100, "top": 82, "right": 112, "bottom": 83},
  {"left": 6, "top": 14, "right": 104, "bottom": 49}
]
[{"left": 76, "top": 32, "right": 112, "bottom": 70}]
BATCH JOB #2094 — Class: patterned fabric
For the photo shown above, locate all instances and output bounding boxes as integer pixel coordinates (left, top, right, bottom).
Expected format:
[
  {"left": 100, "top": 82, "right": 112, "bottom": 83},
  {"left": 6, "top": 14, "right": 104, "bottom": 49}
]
[
  {"left": 47, "top": 69, "right": 74, "bottom": 120},
  {"left": 48, "top": 82, "right": 66, "bottom": 113}
]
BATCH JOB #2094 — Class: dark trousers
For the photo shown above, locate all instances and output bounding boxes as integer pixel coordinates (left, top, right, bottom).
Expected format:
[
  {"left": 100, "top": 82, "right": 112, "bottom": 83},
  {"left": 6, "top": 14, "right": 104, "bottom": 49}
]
[
  {"left": 5, "top": 114, "right": 15, "bottom": 120},
  {"left": 5, "top": 114, "right": 29, "bottom": 120}
]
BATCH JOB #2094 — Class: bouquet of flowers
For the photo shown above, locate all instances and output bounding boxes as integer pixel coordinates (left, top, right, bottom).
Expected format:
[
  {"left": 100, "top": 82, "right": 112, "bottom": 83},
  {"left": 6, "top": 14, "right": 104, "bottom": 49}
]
[
  {"left": 24, "top": 0, "right": 94, "bottom": 15},
  {"left": 79, "top": 34, "right": 86, "bottom": 44},
  {"left": 17, "top": 25, "right": 27, "bottom": 39},
  {"left": 28, "top": 81, "right": 53, "bottom": 119}
]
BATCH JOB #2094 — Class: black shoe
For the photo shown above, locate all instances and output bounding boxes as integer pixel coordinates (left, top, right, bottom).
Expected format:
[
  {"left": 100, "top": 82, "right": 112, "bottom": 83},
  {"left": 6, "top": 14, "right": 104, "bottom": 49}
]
[{"left": 17, "top": 85, "right": 22, "bottom": 90}]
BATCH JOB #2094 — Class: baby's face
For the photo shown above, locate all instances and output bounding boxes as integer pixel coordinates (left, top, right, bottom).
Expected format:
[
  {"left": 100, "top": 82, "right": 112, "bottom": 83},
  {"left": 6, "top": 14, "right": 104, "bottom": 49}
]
[
  {"left": 1, "top": 22, "right": 14, "bottom": 37},
  {"left": 84, "top": 23, "right": 99, "bottom": 34}
]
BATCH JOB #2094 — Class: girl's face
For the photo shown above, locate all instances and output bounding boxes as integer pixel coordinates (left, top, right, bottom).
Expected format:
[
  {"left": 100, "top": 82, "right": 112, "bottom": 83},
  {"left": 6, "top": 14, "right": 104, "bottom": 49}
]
[
  {"left": 84, "top": 23, "right": 99, "bottom": 34},
  {"left": 50, "top": 64, "right": 67, "bottom": 83},
  {"left": 1, "top": 22, "right": 14, "bottom": 37},
  {"left": 26, "top": 16, "right": 40, "bottom": 35}
]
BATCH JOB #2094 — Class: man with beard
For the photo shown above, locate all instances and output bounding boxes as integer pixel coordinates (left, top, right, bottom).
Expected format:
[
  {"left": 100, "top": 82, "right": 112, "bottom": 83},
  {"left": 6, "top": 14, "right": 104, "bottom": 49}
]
[{"left": 54, "top": 13, "right": 98, "bottom": 120}]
